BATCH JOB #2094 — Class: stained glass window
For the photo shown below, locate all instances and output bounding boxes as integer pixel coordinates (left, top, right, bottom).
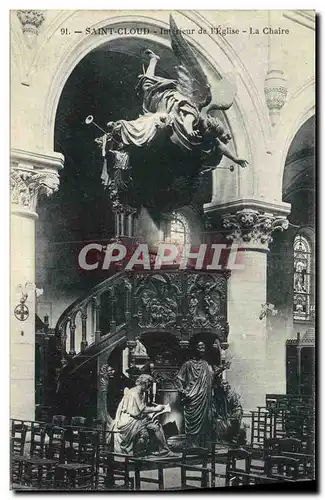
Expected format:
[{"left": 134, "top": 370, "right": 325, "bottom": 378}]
[
  {"left": 164, "top": 212, "right": 191, "bottom": 258},
  {"left": 166, "top": 212, "right": 189, "bottom": 245},
  {"left": 293, "top": 234, "right": 311, "bottom": 321}
]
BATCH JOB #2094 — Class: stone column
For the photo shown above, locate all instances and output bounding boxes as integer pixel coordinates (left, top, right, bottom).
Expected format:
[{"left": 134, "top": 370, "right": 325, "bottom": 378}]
[
  {"left": 221, "top": 206, "right": 289, "bottom": 411},
  {"left": 10, "top": 148, "right": 63, "bottom": 420}
]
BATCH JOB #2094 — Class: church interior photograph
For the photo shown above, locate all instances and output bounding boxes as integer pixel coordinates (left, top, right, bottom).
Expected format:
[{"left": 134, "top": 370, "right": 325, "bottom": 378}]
[{"left": 10, "top": 9, "right": 315, "bottom": 491}]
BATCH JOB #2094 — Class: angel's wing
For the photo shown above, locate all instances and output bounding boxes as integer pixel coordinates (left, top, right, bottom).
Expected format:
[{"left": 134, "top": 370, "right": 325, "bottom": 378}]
[
  {"left": 169, "top": 15, "right": 212, "bottom": 110},
  {"left": 170, "top": 15, "right": 237, "bottom": 111},
  {"left": 207, "top": 73, "right": 238, "bottom": 112}
]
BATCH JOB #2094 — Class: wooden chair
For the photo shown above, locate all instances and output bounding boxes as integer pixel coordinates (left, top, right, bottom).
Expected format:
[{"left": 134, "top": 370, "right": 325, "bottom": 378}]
[
  {"left": 56, "top": 429, "right": 99, "bottom": 489},
  {"left": 10, "top": 423, "right": 28, "bottom": 485},
  {"left": 99, "top": 450, "right": 134, "bottom": 490},
  {"left": 180, "top": 446, "right": 210, "bottom": 490},
  {"left": 264, "top": 437, "right": 313, "bottom": 478},
  {"left": 23, "top": 422, "right": 47, "bottom": 485},
  {"left": 52, "top": 415, "right": 67, "bottom": 427},
  {"left": 29, "top": 422, "right": 47, "bottom": 458},
  {"left": 226, "top": 448, "right": 251, "bottom": 487},
  {"left": 24, "top": 426, "right": 66, "bottom": 489},
  {"left": 250, "top": 408, "right": 273, "bottom": 450},
  {"left": 131, "top": 453, "right": 182, "bottom": 491},
  {"left": 68, "top": 417, "right": 87, "bottom": 459},
  {"left": 65, "top": 419, "right": 86, "bottom": 462},
  {"left": 207, "top": 442, "right": 228, "bottom": 488},
  {"left": 265, "top": 455, "right": 299, "bottom": 481},
  {"left": 132, "top": 456, "right": 165, "bottom": 491}
]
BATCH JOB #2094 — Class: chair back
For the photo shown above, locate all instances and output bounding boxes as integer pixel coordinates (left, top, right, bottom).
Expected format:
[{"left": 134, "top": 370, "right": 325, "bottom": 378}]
[
  {"left": 181, "top": 446, "right": 210, "bottom": 489},
  {"left": 265, "top": 455, "right": 299, "bottom": 480},
  {"left": 182, "top": 446, "right": 209, "bottom": 467},
  {"left": 11, "top": 423, "right": 28, "bottom": 456},
  {"left": 277, "top": 437, "right": 302, "bottom": 454},
  {"left": 264, "top": 437, "right": 302, "bottom": 462},
  {"left": 227, "top": 448, "right": 251, "bottom": 473},
  {"left": 226, "top": 448, "right": 252, "bottom": 486},
  {"left": 264, "top": 438, "right": 280, "bottom": 455},
  {"left": 47, "top": 426, "right": 66, "bottom": 463},
  {"left": 71, "top": 416, "right": 87, "bottom": 427},
  {"left": 29, "top": 422, "right": 47, "bottom": 458},
  {"left": 67, "top": 418, "right": 87, "bottom": 459},
  {"left": 92, "top": 418, "right": 106, "bottom": 430},
  {"left": 52, "top": 415, "right": 67, "bottom": 427},
  {"left": 77, "top": 430, "right": 99, "bottom": 466}
]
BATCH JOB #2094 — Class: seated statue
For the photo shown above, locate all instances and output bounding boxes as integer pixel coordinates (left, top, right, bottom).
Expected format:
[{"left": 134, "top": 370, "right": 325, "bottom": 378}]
[
  {"left": 112, "top": 374, "right": 174, "bottom": 456},
  {"left": 213, "top": 380, "right": 246, "bottom": 445}
]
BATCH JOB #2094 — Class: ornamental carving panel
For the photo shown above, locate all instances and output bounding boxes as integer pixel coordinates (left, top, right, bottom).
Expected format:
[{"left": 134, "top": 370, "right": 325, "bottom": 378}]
[
  {"left": 11, "top": 169, "right": 60, "bottom": 211},
  {"left": 134, "top": 274, "right": 178, "bottom": 329},
  {"left": 131, "top": 271, "right": 228, "bottom": 342},
  {"left": 222, "top": 209, "right": 288, "bottom": 248},
  {"left": 185, "top": 274, "right": 227, "bottom": 331}
]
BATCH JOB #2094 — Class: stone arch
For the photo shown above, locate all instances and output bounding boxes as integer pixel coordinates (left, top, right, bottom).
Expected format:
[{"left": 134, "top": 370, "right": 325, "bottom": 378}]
[
  {"left": 273, "top": 76, "right": 315, "bottom": 202},
  {"left": 36, "top": 10, "right": 268, "bottom": 199}
]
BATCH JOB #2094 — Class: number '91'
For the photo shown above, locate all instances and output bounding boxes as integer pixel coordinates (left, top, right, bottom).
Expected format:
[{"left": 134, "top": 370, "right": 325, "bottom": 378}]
[{"left": 61, "top": 28, "right": 69, "bottom": 35}]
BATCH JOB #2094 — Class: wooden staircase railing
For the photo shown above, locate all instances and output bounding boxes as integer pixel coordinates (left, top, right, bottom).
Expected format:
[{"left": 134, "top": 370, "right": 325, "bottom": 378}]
[
  {"left": 54, "top": 268, "right": 230, "bottom": 369},
  {"left": 55, "top": 271, "right": 130, "bottom": 358}
]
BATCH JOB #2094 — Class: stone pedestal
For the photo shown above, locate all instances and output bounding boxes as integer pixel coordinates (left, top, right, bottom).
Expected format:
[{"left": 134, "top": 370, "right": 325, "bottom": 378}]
[
  {"left": 206, "top": 201, "right": 289, "bottom": 411},
  {"left": 10, "top": 148, "right": 63, "bottom": 420}
]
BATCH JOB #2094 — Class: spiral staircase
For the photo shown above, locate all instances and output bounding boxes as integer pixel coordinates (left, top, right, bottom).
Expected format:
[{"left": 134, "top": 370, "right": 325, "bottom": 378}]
[{"left": 47, "top": 268, "right": 230, "bottom": 422}]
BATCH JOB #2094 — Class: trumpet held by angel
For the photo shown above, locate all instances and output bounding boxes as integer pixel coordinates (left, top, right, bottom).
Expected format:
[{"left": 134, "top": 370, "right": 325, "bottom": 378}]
[{"left": 95, "top": 15, "right": 248, "bottom": 174}]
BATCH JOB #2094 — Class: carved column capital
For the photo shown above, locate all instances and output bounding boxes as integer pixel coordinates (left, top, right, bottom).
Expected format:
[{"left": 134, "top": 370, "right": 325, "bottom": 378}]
[
  {"left": 10, "top": 148, "right": 64, "bottom": 217},
  {"left": 222, "top": 208, "right": 289, "bottom": 249},
  {"left": 11, "top": 169, "right": 59, "bottom": 212},
  {"left": 17, "top": 10, "right": 46, "bottom": 48}
]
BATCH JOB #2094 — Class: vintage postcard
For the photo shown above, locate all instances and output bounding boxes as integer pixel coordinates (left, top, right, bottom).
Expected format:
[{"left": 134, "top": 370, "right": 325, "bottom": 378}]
[{"left": 10, "top": 9, "right": 315, "bottom": 491}]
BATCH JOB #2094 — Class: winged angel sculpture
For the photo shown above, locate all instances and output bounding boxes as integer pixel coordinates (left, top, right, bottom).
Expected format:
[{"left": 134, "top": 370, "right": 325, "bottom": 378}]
[{"left": 95, "top": 16, "right": 248, "bottom": 206}]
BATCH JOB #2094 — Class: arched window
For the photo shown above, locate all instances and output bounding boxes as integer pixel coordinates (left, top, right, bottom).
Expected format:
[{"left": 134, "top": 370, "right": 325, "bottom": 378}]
[
  {"left": 293, "top": 234, "right": 312, "bottom": 321},
  {"left": 169, "top": 212, "right": 190, "bottom": 246}
]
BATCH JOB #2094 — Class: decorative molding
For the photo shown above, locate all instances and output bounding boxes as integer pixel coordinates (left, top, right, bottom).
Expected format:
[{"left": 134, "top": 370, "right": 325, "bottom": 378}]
[
  {"left": 11, "top": 148, "right": 64, "bottom": 170},
  {"left": 222, "top": 208, "right": 289, "bottom": 248},
  {"left": 204, "top": 197, "right": 291, "bottom": 218},
  {"left": 264, "top": 69, "right": 288, "bottom": 127},
  {"left": 16, "top": 10, "right": 46, "bottom": 49}
]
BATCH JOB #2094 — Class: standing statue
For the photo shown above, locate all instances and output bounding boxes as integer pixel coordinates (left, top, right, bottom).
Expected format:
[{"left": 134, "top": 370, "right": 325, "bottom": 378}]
[
  {"left": 95, "top": 15, "right": 248, "bottom": 198},
  {"left": 112, "top": 374, "right": 174, "bottom": 456},
  {"left": 176, "top": 340, "right": 231, "bottom": 446}
]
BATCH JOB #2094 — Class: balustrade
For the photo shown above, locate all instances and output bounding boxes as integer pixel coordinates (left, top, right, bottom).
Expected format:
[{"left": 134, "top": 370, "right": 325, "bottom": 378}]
[{"left": 55, "top": 270, "right": 229, "bottom": 363}]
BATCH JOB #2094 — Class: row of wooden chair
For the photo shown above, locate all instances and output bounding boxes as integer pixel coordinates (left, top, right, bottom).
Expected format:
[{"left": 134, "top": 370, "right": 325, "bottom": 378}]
[
  {"left": 250, "top": 403, "right": 314, "bottom": 454},
  {"left": 11, "top": 420, "right": 104, "bottom": 489},
  {"left": 11, "top": 419, "right": 315, "bottom": 491},
  {"left": 130, "top": 439, "right": 314, "bottom": 491}
]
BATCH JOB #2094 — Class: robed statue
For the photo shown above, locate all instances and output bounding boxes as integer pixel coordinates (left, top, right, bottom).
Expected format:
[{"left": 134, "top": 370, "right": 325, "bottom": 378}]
[
  {"left": 93, "top": 15, "right": 248, "bottom": 209},
  {"left": 176, "top": 341, "right": 230, "bottom": 446},
  {"left": 112, "top": 374, "right": 175, "bottom": 456}
]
